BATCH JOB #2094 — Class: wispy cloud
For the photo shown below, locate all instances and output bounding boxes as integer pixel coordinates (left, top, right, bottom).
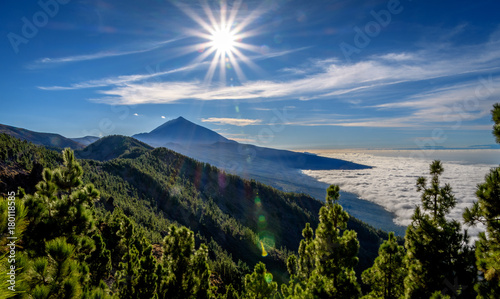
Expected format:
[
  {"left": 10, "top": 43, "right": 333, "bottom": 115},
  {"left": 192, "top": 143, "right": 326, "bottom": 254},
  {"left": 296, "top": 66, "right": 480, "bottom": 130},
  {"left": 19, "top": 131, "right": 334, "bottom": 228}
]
[
  {"left": 30, "top": 37, "right": 184, "bottom": 68},
  {"left": 39, "top": 64, "right": 202, "bottom": 90},
  {"left": 41, "top": 29, "right": 500, "bottom": 130},
  {"left": 201, "top": 117, "right": 262, "bottom": 126},
  {"left": 252, "top": 46, "right": 312, "bottom": 60},
  {"left": 87, "top": 35, "right": 500, "bottom": 105}
]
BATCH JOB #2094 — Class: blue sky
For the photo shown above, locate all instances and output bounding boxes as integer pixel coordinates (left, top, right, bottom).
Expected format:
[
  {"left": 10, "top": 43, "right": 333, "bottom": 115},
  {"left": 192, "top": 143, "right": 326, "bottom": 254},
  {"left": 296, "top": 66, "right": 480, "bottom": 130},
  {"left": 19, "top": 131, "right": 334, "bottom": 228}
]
[{"left": 2, "top": 0, "right": 500, "bottom": 149}]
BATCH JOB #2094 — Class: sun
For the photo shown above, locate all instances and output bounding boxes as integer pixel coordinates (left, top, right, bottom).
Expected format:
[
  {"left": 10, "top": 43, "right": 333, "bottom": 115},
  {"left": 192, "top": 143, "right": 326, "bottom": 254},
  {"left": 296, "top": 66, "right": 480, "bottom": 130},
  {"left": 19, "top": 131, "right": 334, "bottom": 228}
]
[
  {"left": 176, "top": 1, "right": 263, "bottom": 85},
  {"left": 211, "top": 28, "right": 235, "bottom": 53}
]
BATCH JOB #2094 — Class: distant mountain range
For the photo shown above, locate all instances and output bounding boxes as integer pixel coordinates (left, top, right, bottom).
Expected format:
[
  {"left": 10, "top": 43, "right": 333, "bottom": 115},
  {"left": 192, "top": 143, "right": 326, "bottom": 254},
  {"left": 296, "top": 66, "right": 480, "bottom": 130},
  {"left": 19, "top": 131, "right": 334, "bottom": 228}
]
[
  {"left": 71, "top": 136, "right": 100, "bottom": 146},
  {"left": 0, "top": 124, "right": 84, "bottom": 150},
  {"left": 131, "top": 117, "right": 374, "bottom": 204},
  {"left": 0, "top": 119, "right": 406, "bottom": 234},
  {"left": 133, "top": 116, "right": 369, "bottom": 170}
]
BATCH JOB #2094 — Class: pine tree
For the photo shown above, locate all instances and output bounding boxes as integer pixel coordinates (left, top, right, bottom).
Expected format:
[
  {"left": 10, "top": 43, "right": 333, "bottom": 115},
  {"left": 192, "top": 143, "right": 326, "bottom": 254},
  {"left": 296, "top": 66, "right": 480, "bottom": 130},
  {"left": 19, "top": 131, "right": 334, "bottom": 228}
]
[
  {"left": 112, "top": 215, "right": 158, "bottom": 298},
  {"left": 0, "top": 196, "right": 29, "bottom": 298},
  {"left": 361, "top": 232, "right": 406, "bottom": 299},
  {"left": 29, "top": 237, "right": 83, "bottom": 298},
  {"left": 463, "top": 103, "right": 500, "bottom": 298},
  {"left": 159, "top": 225, "right": 214, "bottom": 299},
  {"left": 281, "top": 223, "right": 315, "bottom": 297},
  {"left": 283, "top": 185, "right": 361, "bottom": 298},
  {"left": 297, "top": 222, "right": 315, "bottom": 279},
  {"left": 243, "top": 262, "right": 278, "bottom": 299},
  {"left": 115, "top": 245, "right": 140, "bottom": 298},
  {"left": 224, "top": 284, "right": 240, "bottom": 299},
  {"left": 22, "top": 148, "right": 100, "bottom": 256},
  {"left": 86, "top": 233, "right": 111, "bottom": 286},
  {"left": 405, "top": 160, "right": 475, "bottom": 298},
  {"left": 136, "top": 244, "right": 159, "bottom": 299},
  {"left": 15, "top": 149, "right": 114, "bottom": 296},
  {"left": 309, "top": 184, "right": 361, "bottom": 298}
]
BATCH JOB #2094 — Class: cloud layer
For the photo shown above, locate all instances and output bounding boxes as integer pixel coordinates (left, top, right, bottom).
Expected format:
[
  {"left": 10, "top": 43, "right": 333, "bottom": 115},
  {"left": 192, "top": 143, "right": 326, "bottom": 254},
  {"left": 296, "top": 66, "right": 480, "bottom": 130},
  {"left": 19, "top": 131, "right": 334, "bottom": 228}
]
[
  {"left": 303, "top": 150, "right": 495, "bottom": 238},
  {"left": 201, "top": 117, "right": 262, "bottom": 126}
]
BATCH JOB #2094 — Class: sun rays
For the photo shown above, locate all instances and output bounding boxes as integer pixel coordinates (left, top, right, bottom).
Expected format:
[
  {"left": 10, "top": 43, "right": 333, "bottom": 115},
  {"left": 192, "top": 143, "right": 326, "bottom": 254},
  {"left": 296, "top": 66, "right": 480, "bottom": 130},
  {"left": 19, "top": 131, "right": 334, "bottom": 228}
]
[{"left": 176, "top": 0, "right": 264, "bottom": 85}]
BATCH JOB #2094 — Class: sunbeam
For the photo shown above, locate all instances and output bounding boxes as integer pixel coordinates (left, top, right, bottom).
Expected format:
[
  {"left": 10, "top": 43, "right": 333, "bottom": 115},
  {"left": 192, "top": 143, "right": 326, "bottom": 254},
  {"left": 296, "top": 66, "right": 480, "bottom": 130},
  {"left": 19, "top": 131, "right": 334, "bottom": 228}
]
[{"left": 176, "top": 0, "right": 264, "bottom": 85}]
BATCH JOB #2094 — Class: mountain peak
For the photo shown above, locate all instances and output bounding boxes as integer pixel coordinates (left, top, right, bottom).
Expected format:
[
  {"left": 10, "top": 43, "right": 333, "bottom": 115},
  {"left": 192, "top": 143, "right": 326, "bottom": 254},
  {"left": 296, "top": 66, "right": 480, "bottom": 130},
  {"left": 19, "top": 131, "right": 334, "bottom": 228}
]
[
  {"left": 153, "top": 116, "right": 191, "bottom": 131},
  {"left": 133, "top": 117, "right": 231, "bottom": 147}
]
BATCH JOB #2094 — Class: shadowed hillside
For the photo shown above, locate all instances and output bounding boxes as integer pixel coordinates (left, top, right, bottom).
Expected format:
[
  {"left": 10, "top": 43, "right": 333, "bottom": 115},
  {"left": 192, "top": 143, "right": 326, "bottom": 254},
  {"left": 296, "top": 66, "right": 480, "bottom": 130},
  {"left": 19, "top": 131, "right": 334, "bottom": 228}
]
[{"left": 76, "top": 135, "right": 153, "bottom": 161}]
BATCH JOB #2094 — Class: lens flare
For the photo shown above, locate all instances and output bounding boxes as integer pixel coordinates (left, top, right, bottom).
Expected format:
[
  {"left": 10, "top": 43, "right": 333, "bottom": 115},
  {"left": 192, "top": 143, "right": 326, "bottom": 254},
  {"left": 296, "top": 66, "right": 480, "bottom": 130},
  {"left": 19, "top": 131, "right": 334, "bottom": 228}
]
[
  {"left": 260, "top": 241, "right": 268, "bottom": 257},
  {"left": 264, "top": 272, "right": 273, "bottom": 284},
  {"left": 176, "top": 0, "right": 265, "bottom": 85}
]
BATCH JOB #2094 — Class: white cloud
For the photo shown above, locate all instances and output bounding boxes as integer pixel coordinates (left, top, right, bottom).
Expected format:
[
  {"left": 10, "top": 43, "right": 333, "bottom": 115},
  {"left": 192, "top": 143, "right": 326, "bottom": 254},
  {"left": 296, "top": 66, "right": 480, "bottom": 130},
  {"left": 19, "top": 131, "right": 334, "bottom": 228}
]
[
  {"left": 87, "top": 36, "right": 500, "bottom": 106},
  {"left": 30, "top": 37, "right": 184, "bottom": 67},
  {"left": 161, "top": 116, "right": 166, "bottom": 119},
  {"left": 230, "top": 137, "right": 257, "bottom": 142},
  {"left": 39, "top": 64, "right": 201, "bottom": 90},
  {"left": 302, "top": 150, "right": 494, "bottom": 238},
  {"left": 40, "top": 30, "right": 500, "bottom": 130},
  {"left": 252, "top": 47, "right": 312, "bottom": 60},
  {"left": 377, "top": 52, "right": 416, "bottom": 61},
  {"left": 201, "top": 117, "right": 262, "bottom": 126}
]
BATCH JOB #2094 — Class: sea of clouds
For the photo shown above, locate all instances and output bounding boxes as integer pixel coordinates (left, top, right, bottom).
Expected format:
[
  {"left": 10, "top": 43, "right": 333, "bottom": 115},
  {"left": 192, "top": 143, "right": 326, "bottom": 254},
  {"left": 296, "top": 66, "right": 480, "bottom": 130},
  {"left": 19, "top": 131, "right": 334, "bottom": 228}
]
[{"left": 302, "top": 150, "right": 500, "bottom": 238}]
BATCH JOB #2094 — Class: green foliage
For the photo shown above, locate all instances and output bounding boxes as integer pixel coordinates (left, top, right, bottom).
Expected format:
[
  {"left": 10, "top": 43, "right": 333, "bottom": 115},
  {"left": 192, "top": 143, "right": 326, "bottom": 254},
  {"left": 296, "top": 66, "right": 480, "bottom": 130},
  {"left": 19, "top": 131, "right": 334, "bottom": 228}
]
[
  {"left": 0, "top": 133, "right": 61, "bottom": 172},
  {"left": 22, "top": 149, "right": 100, "bottom": 255},
  {"left": 362, "top": 232, "right": 406, "bottom": 299},
  {"left": 86, "top": 234, "right": 111, "bottom": 286},
  {"left": 0, "top": 196, "right": 29, "bottom": 298},
  {"left": 136, "top": 244, "right": 159, "bottom": 299},
  {"left": 223, "top": 284, "right": 240, "bottom": 299},
  {"left": 208, "top": 239, "right": 250, "bottom": 294},
  {"left": 283, "top": 185, "right": 361, "bottom": 299},
  {"left": 243, "top": 262, "right": 278, "bottom": 299},
  {"left": 4, "top": 148, "right": 114, "bottom": 297},
  {"left": 159, "top": 225, "right": 214, "bottom": 299},
  {"left": 8, "top": 130, "right": 500, "bottom": 297},
  {"left": 29, "top": 237, "right": 83, "bottom": 299},
  {"left": 405, "top": 161, "right": 475, "bottom": 298},
  {"left": 492, "top": 103, "right": 500, "bottom": 143},
  {"left": 462, "top": 103, "right": 500, "bottom": 298}
]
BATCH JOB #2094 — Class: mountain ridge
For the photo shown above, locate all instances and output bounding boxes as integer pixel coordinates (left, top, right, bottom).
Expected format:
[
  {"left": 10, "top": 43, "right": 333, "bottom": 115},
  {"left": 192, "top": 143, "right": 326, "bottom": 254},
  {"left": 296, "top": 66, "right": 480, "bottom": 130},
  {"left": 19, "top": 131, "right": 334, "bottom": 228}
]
[
  {"left": 133, "top": 117, "right": 370, "bottom": 171},
  {"left": 76, "top": 135, "right": 153, "bottom": 161},
  {"left": 0, "top": 123, "right": 84, "bottom": 150},
  {"left": 0, "top": 120, "right": 406, "bottom": 234}
]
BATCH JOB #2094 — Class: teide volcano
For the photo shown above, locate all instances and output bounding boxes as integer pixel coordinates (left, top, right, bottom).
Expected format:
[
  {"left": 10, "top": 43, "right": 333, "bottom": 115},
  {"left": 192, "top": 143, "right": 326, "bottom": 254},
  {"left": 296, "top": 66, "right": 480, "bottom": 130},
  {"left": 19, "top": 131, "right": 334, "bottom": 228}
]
[
  {"left": 133, "top": 116, "right": 232, "bottom": 147},
  {"left": 132, "top": 117, "right": 372, "bottom": 202}
]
